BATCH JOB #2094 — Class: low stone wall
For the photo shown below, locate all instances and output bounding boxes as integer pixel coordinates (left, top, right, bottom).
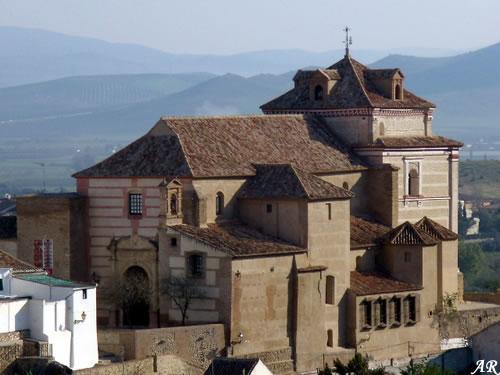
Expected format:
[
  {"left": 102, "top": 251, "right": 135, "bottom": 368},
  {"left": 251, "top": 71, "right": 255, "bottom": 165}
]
[
  {"left": 464, "top": 289, "right": 500, "bottom": 305},
  {"left": 0, "top": 343, "right": 22, "bottom": 373},
  {"left": 98, "top": 324, "right": 225, "bottom": 370},
  {"left": 440, "top": 306, "right": 500, "bottom": 338},
  {"left": 75, "top": 355, "right": 202, "bottom": 375}
]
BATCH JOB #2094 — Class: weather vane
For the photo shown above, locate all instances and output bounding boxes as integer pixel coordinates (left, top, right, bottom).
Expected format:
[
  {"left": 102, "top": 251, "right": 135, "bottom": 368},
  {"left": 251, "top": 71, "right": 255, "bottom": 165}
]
[{"left": 343, "top": 26, "right": 353, "bottom": 56}]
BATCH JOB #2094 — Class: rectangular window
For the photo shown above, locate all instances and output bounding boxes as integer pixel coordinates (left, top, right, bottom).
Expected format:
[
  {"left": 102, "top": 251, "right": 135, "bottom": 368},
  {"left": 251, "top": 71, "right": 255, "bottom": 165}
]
[
  {"left": 390, "top": 298, "right": 402, "bottom": 326},
  {"left": 128, "top": 193, "right": 143, "bottom": 216},
  {"left": 325, "top": 276, "right": 335, "bottom": 305},
  {"left": 378, "top": 299, "right": 387, "bottom": 327},
  {"left": 408, "top": 296, "right": 417, "bottom": 323},
  {"left": 266, "top": 204, "right": 273, "bottom": 213},
  {"left": 170, "top": 237, "right": 177, "bottom": 247},
  {"left": 188, "top": 253, "right": 204, "bottom": 278},
  {"left": 403, "top": 295, "right": 418, "bottom": 325},
  {"left": 359, "top": 300, "right": 372, "bottom": 330},
  {"left": 0, "top": 278, "right": 3, "bottom": 291},
  {"left": 82, "top": 289, "right": 87, "bottom": 299},
  {"left": 326, "top": 203, "right": 332, "bottom": 220},
  {"left": 404, "top": 251, "right": 412, "bottom": 263}
]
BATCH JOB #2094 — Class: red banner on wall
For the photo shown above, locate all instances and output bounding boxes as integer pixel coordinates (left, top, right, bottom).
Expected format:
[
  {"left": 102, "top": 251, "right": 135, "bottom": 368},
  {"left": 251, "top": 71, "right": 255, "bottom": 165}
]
[{"left": 33, "top": 239, "right": 53, "bottom": 275}]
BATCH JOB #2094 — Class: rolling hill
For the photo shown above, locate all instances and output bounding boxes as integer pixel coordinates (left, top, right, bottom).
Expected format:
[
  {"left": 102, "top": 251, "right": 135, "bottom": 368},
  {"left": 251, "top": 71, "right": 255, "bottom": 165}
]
[
  {"left": 0, "top": 72, "right": 295, "bottom": 138},
  {"left": 372, "top": 43, "right": 500, "bottom": 139},
  {"left": 0, "top": 26, "right": 459, "bottom": 87},
  {"left": 0, "top": 73, "right": 214, "bottom": 121}
]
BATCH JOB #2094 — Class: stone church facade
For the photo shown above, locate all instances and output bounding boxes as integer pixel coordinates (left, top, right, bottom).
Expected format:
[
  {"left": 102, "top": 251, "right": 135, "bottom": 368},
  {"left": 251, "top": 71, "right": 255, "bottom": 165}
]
[{"left": 52, "top": 53, "right": 461, "bottom": 372}]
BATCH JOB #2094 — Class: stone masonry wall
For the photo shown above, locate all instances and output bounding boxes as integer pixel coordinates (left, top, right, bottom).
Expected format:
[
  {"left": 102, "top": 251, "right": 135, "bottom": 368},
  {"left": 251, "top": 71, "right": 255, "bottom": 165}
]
[
  {"left": 97, "top": 324, "right": 225, "bottom": 370},
  {"left": 464, "top": 290, "right": 500, "bottom": 305}
]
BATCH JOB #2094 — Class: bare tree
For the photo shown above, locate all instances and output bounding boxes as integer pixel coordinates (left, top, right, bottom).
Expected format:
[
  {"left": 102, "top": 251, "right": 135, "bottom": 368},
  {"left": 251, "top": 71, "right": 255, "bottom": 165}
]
[{"left": 162, "top": 276, "right": 205, "bottom": 325}]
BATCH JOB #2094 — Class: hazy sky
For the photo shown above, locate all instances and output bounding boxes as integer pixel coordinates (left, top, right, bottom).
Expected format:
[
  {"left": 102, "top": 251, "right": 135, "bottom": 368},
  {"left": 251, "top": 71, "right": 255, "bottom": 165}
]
[{"left": 1, "top": 0, "right": 499, "bottom": 54}]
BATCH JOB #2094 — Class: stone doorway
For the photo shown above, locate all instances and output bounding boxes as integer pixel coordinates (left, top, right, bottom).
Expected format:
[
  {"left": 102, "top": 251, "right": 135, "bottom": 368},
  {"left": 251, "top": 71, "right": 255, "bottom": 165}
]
[{"left": 122, "top": 266, "right": 151, "bottom": 327}]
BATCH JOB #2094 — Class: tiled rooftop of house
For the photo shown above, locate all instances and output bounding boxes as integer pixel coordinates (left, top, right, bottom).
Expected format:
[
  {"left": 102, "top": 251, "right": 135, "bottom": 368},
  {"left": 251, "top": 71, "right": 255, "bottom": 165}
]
[
  {"left": 169, "top": 222, "right": 307, "bottom": 258},
  {"left": 239, "top": 164, "right": 353, "bottom": 201},
  {"left": 74, "top": 115, "right": 366, "bottom": 178},
  {"left": 415, "top": 216, "right": 459, "bottom": 241},
  {"left": 350, "top": 216, "right": 390, "bottom": 249},
  {"left": 0, "top": 249, "right": 42, "bottom": 274},
  {"left": 350, "top": 271, "right": 422, "bottom": 296},
  {"left": 261, "top": 55, "right": 435, "bottom": 111},
  {"left": 381, "top": 221, "right": 437, "bottom": 246}
]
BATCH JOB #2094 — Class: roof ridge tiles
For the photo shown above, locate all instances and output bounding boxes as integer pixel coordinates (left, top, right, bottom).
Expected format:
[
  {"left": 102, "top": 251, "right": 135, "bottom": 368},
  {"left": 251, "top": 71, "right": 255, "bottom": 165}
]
[
  {"left": 346, "top": 56, "right": 375, "bottom": 108},
  {"left": 160, "top": 114, "right": 304, "bottom": 121},
  {"left": 382, "top": 221, "right": 437, "bottom": 246}
]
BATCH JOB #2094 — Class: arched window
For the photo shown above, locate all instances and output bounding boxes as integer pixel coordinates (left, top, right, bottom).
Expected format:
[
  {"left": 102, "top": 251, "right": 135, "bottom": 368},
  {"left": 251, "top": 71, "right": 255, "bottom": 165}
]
[
  {"left": 170, "top": 193, "right": 178, "bottom": 215},
  {"left": 326, "top": 276, "right": 335, "bottom": 305},
  {"left": 215, "top": 192, "right": 224, "bottom": 215},
  {"left": 395, "top": 84, "right": 402, "bottom": 100},
  {"left": 327, "top": 329, "right": 334, "bottom": 347},
  {"left": 314, "top": 85, "right": 324, "bottom": 101},
  {"left": 408, "top": 168, "right": 420, "bottom": 196},
  {"left": 342, "top": 182, "right": 350, "bottom": 190}
]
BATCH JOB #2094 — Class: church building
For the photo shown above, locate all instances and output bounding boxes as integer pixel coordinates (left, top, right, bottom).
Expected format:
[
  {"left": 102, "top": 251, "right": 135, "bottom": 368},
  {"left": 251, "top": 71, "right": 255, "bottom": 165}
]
[{"left": 67, "top": 48, "right": 461, "bottom": 372}]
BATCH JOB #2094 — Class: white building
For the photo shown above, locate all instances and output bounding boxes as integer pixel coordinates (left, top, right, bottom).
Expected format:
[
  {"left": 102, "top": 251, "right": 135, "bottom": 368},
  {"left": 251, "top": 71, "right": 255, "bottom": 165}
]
[
  {"left": 0, "top": 249, "right": 98, "bottom": 370},
  {"left": 203, "top": 358, "right": 274, "bottom": 375}
]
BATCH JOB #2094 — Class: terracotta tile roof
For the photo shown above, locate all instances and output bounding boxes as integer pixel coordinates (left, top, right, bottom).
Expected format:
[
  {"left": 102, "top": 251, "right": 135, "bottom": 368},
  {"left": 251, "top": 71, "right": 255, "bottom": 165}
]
[
  {"left": 359, "top": 136, "right": 463, "bottom": 149},
  {"left": 168, "top": 222, "right": 306, "bottom": 258},
  {"left": 365, "top": 68, "right": 402, "bottom": 79},
  {"left": 350, "top": 271, "right": 422, "bottom": 296},
  {"left": 415, "top": 217, "right": 458, "bottom": 241},
  {"left": 74, "top": 115, "right": 366, "bottom": 178},
  {"left": 203, "top": 358, "right": 260, "bottom": 375},
  {"left": 238, "top": 164, "right": 352, "bottom": 201},
  {"left": 0, "top": 249, "right": 43, "bottom": 274},
  {"left": 0, "top": 217, "right": 16, "bottom": 239},
  {"left": 73, "top": 134, "right": 191, "bottom": 178},
  {"left": 261, "top": 55, "right": 434, "bottom": 111},
  {"left": 350, "top": 216, "right": 390, "bottom": 249},
  {"left": 381, "top": 221, "right": 437, "bottom": 246}
]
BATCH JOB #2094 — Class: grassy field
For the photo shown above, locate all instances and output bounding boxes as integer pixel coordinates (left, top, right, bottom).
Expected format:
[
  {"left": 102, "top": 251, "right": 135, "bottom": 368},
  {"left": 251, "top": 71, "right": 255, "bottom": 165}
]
[
  {"left": 459, "top": 160, "right": 500, "bottom": 200},
  {"left": 0, "top": 136, "right": 134, "bottom": 194}
]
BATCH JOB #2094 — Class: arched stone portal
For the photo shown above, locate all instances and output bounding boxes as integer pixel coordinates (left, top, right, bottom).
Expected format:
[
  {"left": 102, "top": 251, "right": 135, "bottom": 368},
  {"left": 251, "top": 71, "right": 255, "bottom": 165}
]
[
  {"left": 122, "top": 266, "right": 150, "bottom": 327},
  {"left": 107, "top": 234, "right": 158, "bottom": 328}
]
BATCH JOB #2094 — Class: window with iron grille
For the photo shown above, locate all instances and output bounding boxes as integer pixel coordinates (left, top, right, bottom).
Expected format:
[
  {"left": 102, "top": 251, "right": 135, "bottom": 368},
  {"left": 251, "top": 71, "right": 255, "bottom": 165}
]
[{"left": 129, "top": 193, "right": 143, "bottom": 216}]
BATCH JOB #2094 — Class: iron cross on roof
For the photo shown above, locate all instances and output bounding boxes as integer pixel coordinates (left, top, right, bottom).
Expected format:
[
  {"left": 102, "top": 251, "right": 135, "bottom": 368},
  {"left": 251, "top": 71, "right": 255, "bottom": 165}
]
[{"left": 343, "top": 26, "right": 353, "bottom": 56}]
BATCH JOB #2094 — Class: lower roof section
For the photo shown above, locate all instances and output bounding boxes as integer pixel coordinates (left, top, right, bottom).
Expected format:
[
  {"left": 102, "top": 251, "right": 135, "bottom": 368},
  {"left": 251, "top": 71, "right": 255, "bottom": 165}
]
[
  {"left": 168, "top": 222, "right": 306, "bottom": 258},
  {"left": 350, "top": 271, "right": 422, "bottom": 296},
  {"left": 350, "top": 216, "right": 390, "bottom": 249}
]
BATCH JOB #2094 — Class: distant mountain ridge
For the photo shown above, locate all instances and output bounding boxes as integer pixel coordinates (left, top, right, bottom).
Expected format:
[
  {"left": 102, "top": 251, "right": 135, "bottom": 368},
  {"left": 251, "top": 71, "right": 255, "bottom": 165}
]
[
  {"left": 0, "top": 26, "right": 461, "bottom": 87},
  {"left": 372, "top": 42, "right": 500, "bottom": 139},
  {"left": 0, "top": 27, "right": 499, "bottom": 142},
  {"left": 0, "top": 73, "right": 214, "bottom": 121}
]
